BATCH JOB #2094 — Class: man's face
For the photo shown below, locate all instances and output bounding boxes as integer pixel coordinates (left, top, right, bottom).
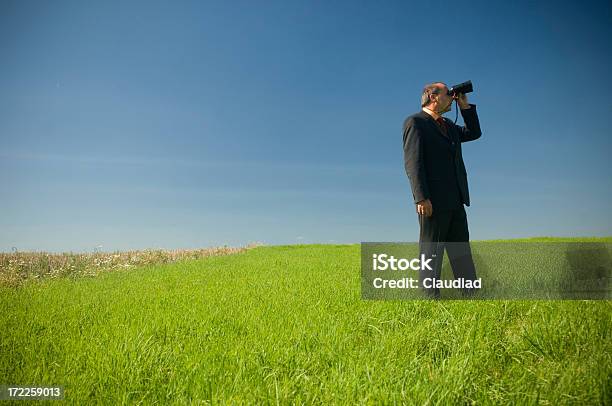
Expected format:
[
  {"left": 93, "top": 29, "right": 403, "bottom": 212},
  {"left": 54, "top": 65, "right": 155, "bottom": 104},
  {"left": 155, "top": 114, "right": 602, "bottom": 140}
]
[{"left": 432, "top": 84, "right": 453, "bottom": 114}]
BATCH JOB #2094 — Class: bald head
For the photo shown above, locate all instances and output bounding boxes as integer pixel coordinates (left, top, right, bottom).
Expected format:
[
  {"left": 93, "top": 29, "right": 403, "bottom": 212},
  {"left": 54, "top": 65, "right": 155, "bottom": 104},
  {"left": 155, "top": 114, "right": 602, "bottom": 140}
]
[{"left": 421, "top": 82, "right": 448, "bottom": 107}]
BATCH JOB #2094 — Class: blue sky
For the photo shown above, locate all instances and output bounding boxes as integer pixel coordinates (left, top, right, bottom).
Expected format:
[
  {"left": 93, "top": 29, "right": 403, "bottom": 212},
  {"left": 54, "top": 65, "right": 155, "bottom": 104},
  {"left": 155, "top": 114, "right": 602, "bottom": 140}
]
[{"left": 1, "top": 0, "right": 611, "bottom": 252}]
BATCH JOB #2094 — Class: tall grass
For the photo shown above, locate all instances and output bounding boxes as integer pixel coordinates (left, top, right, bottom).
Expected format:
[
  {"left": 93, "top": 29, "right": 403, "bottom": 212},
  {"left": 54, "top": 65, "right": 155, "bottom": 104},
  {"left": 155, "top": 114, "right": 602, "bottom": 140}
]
[
  {"left": 1, "top": 241, "right": 610, "bottom": 404},
  {"left": 0, "top": 244, "right": 259, "bottom": 287}
]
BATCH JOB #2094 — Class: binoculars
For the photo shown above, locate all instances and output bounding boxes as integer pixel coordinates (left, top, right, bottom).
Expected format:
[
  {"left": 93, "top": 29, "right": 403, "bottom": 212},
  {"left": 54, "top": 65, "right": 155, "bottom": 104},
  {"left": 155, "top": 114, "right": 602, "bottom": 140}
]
[{"left": 447, "top": 80, "right": 473, "bottom": 96}]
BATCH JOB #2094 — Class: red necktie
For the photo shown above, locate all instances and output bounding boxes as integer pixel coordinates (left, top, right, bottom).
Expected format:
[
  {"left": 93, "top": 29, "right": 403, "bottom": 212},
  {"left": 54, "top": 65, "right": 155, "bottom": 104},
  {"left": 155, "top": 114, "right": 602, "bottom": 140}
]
[{"left": 436, "top": 117, "right": 448, "bottom": 137}]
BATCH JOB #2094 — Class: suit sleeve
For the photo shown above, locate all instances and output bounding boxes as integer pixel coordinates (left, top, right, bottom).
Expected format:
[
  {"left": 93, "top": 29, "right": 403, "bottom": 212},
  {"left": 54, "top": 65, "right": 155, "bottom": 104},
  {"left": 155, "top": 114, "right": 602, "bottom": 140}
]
[
  {"left": 454, "top": 103, "right": 482, "bottom": 143},
  {"left": 403, "top": 118, "right": 430, "bottom": 204}
]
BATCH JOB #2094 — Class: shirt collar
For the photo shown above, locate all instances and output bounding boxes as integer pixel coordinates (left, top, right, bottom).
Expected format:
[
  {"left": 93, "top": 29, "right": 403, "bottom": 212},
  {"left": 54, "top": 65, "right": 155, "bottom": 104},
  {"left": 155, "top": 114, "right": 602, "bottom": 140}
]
[{"left": 422, "top": 107, "right": 440, "bottom": 120}]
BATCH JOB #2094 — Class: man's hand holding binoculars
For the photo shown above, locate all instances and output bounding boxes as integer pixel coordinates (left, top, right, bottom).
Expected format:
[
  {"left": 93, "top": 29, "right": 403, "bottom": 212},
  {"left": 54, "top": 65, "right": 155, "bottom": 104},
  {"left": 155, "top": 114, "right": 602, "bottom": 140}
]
[{"left": 454, "top": 93, "right": 470, "bottom": 110}]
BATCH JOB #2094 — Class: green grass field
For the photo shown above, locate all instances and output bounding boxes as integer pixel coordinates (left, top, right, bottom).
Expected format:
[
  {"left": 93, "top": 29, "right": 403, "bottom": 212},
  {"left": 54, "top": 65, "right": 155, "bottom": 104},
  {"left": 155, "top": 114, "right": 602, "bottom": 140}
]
[{"left": 1, "top": 239, "right": 611, "bottom": 404}]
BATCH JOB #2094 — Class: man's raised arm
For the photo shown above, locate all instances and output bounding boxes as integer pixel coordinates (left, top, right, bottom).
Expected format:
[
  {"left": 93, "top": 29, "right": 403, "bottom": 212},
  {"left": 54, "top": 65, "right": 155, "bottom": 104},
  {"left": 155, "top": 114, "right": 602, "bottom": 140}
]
[{"left": 455, "top": 103, "right": 482, "bottom": 143}]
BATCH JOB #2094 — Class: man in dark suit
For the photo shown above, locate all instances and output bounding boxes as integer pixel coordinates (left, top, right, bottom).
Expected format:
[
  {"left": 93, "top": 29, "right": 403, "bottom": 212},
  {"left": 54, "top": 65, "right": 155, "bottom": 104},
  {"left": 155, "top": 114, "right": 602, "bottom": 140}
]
[{"left": 402, "top": 82, "right": 482, "bottom": 298}]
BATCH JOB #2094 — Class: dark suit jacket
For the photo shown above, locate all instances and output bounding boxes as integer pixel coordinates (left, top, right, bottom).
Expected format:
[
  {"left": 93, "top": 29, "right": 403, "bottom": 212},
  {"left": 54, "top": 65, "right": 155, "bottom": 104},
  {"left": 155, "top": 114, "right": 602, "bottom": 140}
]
[{"left": 402, "top": 104, "right": 482, "bottom": 210}]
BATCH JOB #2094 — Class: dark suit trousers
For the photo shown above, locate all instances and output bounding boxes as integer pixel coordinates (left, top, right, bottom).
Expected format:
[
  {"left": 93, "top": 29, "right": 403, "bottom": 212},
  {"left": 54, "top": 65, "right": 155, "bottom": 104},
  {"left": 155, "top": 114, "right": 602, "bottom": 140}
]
[{"left": 418, "top": 205, "right": 478, "bottom": 298}]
